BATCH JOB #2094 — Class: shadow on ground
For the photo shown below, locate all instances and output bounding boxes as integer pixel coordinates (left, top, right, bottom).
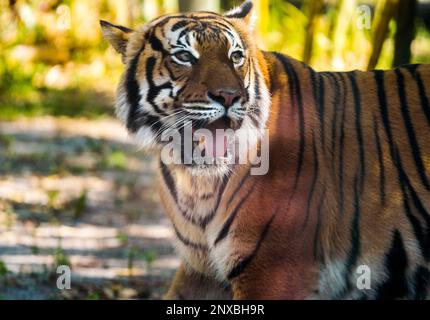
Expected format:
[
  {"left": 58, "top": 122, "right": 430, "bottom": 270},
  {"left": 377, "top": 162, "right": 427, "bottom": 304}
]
[{"left": 0, "top": 117, "right": 179, "bottom": 299}]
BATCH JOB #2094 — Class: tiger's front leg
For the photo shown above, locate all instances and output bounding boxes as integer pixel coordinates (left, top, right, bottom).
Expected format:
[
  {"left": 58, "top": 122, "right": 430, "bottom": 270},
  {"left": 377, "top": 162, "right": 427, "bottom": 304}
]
[
  {"left": 164, "top": 262, "right": 232, "bottom": 300},
  {"left": 228, "top": 266, "right": 318, "bottom": 300},
  {"left": 225, "top": 246, "right": 319, "bottom": 300}
]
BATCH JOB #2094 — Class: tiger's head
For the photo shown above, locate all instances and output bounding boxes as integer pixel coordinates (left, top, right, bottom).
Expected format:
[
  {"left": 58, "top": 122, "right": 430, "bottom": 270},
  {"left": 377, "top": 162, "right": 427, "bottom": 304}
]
[{"left": 101, "top": 1, "right": 270, "bottom": 177}]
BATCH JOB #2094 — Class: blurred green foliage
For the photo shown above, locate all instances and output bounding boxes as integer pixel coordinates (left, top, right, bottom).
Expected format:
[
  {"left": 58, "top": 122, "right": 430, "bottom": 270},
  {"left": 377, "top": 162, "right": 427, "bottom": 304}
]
[{"left": 0, "top": 0, "right": 429, "bottom": 120}]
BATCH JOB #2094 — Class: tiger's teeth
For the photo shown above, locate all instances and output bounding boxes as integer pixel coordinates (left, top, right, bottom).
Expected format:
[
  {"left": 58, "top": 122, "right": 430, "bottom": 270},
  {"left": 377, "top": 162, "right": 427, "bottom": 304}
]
[{"left": 198, "top": 136, "right": 205, "bottom": 150}]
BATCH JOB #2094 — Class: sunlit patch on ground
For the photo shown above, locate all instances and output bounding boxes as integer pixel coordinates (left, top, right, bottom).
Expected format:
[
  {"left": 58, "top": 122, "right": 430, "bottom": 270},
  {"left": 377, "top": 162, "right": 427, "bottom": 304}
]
[{"left": 0, "top": 117, "right": 179, "bottom": 299}]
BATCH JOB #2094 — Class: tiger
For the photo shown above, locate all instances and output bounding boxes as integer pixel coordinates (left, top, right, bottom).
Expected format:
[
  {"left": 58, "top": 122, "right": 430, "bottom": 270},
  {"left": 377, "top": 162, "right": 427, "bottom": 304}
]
[{"left": 100, "top": 0, "right": 430, "bottom": 299}]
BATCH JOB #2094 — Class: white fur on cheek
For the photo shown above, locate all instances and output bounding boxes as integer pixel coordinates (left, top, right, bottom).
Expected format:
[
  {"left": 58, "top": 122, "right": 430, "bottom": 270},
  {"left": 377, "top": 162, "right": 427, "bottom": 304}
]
[
  {"left": 115, "top": 89, "right": 129, "bottom": 125},
  {"left": 115, "top": 81, "right": 162, "bottom": 151},
  {"left": 154, "top": 88, "right": 174, "bottom": 108},
  {"left": 133, "top": 125, "right": 159, "bottom": 150}
]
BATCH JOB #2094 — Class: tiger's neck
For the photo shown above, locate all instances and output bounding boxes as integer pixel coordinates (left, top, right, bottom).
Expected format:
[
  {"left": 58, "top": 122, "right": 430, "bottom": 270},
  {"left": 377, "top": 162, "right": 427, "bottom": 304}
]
[{"left": 159, "top": 162, "right": 228, "bottom": 229}]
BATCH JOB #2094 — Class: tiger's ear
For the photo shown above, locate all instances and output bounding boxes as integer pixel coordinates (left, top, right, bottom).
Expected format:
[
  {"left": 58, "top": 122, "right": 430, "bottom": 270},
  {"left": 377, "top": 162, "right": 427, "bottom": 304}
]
[
  {"left": 224, "top": 1, "right": 255, "bottom": 29},
  {"left": 100, "top": 20, "right": 134, "bottom": 62}
]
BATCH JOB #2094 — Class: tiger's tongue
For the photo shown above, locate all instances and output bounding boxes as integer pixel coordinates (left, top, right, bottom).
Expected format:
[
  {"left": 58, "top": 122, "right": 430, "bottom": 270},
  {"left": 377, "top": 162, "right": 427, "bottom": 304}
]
[
  {"left": 198, "top": 118, "right": 230, "bottom": 158},
  {"left": 203, "top": 133, "right": 227, "bottom": 158}
]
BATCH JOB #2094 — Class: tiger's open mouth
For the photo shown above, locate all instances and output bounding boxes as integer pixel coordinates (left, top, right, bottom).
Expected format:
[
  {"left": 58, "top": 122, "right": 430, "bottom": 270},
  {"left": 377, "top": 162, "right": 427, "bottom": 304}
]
[
  {"left": 192, "top": 117, "right": 232, "bottom": 159},
  {"left": 165, "top": 116, "right": 236, "bottom": 170}
]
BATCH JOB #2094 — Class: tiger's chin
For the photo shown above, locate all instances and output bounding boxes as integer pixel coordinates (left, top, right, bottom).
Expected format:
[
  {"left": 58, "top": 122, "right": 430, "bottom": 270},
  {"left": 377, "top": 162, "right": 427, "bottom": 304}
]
[{"left": 183, "top": 158, "right": 233, "bottom": 179}]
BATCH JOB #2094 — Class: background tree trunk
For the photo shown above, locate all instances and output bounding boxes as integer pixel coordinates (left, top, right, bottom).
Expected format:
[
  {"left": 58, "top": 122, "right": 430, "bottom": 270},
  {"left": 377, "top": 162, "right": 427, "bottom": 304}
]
[
  {"left": 393, "top": 0, "right": 417, "bottom": 67},
  {"left": 302, "top": 0, "right": 323, "bottom": 64},
  {"left": 367, "top": 0, "right": 399, "bottom": 70}
]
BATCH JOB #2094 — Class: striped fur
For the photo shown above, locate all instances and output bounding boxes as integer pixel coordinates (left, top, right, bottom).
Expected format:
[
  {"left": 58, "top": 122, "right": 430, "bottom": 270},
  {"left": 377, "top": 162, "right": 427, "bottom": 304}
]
[{"left": 102, "top": 1, "right": 430, "bottom": 299}]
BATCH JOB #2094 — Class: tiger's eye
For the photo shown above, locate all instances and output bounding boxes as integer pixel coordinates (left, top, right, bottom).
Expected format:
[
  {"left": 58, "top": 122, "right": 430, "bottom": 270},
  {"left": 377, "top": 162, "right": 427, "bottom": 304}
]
[
  {"left": 231, "top": 51, "right": 244, "bottom": 64},
  {"left": 173, "top": 51, "right": 194, "bottom": 63}
]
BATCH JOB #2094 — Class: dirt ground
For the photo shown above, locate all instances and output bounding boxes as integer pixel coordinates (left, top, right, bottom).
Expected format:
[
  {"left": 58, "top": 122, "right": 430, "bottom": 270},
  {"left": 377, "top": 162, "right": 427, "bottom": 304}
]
[{"left": 0, "top": 117, "right": 179, "bottom": 299}]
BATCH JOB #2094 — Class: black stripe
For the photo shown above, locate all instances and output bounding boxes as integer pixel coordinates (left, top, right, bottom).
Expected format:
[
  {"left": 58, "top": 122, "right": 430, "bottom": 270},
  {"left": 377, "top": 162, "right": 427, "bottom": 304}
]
[
  {"left": 145, "top": 57, "right": 171, "bottom": 116},
  {"left": 345, "top": 175, "right": 361, "bottom": 280},
  {"left": 338, "top": 73, "right": 347, "bottom": 215},
  {"left": 132, "top": 112, "right": 163, "bottom": 134},
  {"left": 100, "top": 20, "right": 133, "bottom": 33},
  {"left": 248, "top": 113, "right": 259, "bottom": 128},
  {"left": 153, "top": 14, "right": 187, "bottom": 29},
  {"left": 198, "top": 175, "right": 230, "bottom": 229},
  {"left": 190, "top": 15, "right": 235, "bottom": 28},
  {"left": 405, "top": 65, "right": 430, "bottom": 127},
  {"left": 160, "top": 161, "right": 177, "bottom": 202},
  {"left": 253, "top": 63, "right": 261, "bottom": 100},
  {"left": 177, "top": 23, "right": 231, "bottom": 45},
  {"left": 413, "top": 266, "right": 430, "bottom": 299},
  {"left": 318, "top": 74, "right": 326, "bottom": 148},
  {"left": 313, "top": 188, "right": 326, "bottom": 261},
  {"left": 413, "top": 69, "right": 430, "bottom": 127},
  {"left": 226, "top": 171, "right": 250, "bottom": 208},
  {"left": 374, "top": 70, "right": 396, "bottom": 155},
  {"left": 325, "top": 73, "right": 340, "bottom": 159},
  {"left": 180, "top": 35, "right": 189, "bottom": 47},
  {"left": 375, "top": 230, "right": 409, "bottom": 299},
  {"left": 164, "top": 60, "right": 182, "bottom": 81},
  {"left": 125, "top": 43, "right": 146, "bottom": 132},
  {"left": 395, "top": 68, "right": 430, "bottom": 190},
  {"left": 308, "top": 67, "right": 319, "bottom": 113},
  {"left": 172, "top": 224, "right": 208, "bottom": 251},
  {"left": 302, "top": 130, "right": 319, "bottom": 230},
  {"left": 148, "top": 32, "right": 168, "bottom": 55},
  {"left": 214, "top": 182, "right": 257, "bottom": 245},
  {"left": 372, "top": 117, "right": 386, "bottom": 206},
  {"left": 171, "top": 20, "right": 189, "bottom": 32},
  {"left": 227, "top": 213, "right": 276, "bottom": 280},
  {"left": 184, "top": 105, "right": 215, "bottom": 111},
  {"left": 273, "top": 52, "right": 296, "bottom": 111},
  {"left": 178, "top": 28, "right": 191, "bottom": 42},
  {"left": 199, "top": 193, "right": 214, "bottom": 200},
  {"left": 273, "top": 53, "right": 305, "bottom": 195},
  {"left": 347, "top": 72, "right": 366, "bottom": 193}
]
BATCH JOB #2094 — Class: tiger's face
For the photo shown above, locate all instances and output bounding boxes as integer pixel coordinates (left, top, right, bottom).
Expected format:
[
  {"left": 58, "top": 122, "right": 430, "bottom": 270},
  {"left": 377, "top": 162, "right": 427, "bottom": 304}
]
[{"left": 101, "top": 1, "right": 270, "bottom": 177}]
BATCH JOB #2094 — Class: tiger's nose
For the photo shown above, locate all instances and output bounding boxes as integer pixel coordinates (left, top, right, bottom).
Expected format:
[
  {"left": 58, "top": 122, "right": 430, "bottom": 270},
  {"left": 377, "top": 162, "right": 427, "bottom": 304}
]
[{"left": 208, "top": 89, "right": 242, "bottom": 108}]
